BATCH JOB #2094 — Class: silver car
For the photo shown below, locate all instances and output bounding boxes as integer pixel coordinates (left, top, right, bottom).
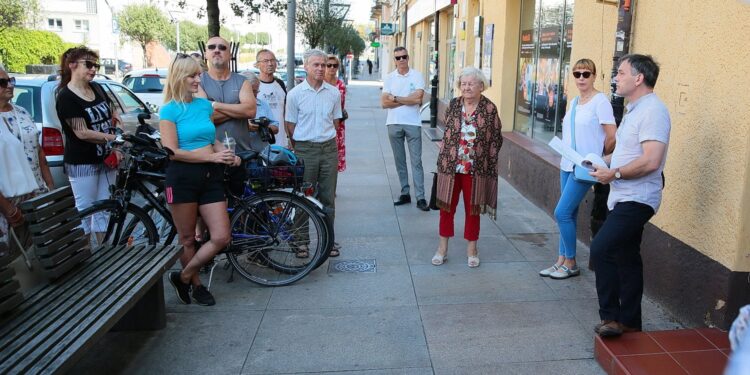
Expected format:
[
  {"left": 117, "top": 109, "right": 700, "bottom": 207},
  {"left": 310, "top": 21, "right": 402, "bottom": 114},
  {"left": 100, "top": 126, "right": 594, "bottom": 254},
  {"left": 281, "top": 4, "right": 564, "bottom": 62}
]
[
  {"left": 121, "top": 68, "right": 167, "bottom": 112},
  {"left": 9, "top": 74, "right": 161, "bottom": 188}
]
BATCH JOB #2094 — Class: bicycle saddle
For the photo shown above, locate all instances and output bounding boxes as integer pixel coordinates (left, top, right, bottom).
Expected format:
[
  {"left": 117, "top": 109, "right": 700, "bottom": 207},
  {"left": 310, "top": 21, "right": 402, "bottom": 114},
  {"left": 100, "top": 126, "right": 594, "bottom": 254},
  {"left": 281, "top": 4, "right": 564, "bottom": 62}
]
[{"left": 237, "top": 150, "right": 259, "bottom": 162}]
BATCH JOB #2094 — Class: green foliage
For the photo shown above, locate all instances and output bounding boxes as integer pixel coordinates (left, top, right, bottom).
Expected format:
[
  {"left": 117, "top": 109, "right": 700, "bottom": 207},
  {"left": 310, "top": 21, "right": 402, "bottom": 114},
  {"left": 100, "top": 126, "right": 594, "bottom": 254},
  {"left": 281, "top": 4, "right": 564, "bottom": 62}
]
[
  {"left": 161, "top": 20, "right": 209, "bottom": 52},
  {"left": 0, "top": 0, "right": 40, "bottom": 31},
  {"left": 0, "top": 28, "right": 67, "bottom": 72},
  {"left": 328, "top": 25, "right": 365, "bottom": 57},
  {"left": 197, "top": 0, "right": 286, "bottom": 37},
  {"left": 241, "top": 32, "right": 270, "bottom": 46},
  {"left": 296, "top": 0, "right": 347, "bottom": 49},
  {"left": 117, "top": 3, "right": 171, "bottom": 61}
]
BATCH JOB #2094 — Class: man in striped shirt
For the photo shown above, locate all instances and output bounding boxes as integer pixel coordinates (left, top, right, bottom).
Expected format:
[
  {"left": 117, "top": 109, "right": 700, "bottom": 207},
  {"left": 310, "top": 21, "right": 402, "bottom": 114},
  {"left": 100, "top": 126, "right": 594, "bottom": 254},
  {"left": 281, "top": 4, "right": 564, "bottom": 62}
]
[{"left": 285, "top": 48, "right": 342, "bottom": 257}]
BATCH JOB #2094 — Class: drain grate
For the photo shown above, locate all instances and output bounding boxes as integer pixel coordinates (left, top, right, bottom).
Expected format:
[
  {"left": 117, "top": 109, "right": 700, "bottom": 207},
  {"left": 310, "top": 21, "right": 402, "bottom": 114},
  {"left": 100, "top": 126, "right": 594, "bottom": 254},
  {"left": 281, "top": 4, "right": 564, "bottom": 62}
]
[{"left": 328, "top": 259, "right": 377, "bottom": 273}]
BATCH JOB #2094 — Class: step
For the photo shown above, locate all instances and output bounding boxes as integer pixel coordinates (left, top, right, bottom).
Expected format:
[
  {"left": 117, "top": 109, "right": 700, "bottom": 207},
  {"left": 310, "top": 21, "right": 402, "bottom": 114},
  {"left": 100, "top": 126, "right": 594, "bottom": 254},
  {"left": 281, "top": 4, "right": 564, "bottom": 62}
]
[{"left": 595, "top": 328, "right": 730, "bottom": 374}]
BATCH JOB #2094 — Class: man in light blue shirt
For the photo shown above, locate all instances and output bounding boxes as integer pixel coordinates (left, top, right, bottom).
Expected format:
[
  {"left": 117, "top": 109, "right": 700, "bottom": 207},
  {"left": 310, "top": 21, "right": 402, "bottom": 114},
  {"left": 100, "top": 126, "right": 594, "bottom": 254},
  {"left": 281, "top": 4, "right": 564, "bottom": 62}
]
[{"left": 589, "top": 54, "right": 671, "bottom": 337}]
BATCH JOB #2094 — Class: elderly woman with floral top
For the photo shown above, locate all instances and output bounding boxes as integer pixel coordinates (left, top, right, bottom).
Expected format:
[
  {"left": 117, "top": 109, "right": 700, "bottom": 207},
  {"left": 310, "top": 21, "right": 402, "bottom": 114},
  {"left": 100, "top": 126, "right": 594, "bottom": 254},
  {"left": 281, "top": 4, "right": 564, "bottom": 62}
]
[
  {"left": 433, "top": 67, "right": 503, "bottom": 268},
  {"left": 0, "top": 68, "right": 54, "bottom": 255}
]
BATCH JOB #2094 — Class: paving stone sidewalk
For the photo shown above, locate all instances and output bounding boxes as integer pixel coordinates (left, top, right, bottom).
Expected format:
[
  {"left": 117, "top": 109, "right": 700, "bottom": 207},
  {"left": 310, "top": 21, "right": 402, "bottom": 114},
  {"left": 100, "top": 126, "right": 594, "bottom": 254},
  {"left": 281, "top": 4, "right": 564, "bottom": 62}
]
[{"left": 74, "top": 77, "right": 680, "bottom": 374}]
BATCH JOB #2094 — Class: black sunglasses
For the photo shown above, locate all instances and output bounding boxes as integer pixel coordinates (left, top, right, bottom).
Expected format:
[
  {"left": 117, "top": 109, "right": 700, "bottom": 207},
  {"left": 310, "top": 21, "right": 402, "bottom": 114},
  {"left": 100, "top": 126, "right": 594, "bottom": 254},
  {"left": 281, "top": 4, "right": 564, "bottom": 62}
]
[
  {"left": 573, "top": 71, "right": 592, "bottom": 79},
  {"left": 207, "top": 44, "right": 228, "bottom": 51},
  {"left": 327, "top": 63, "right": 339, "bottom": 68},
  {"left": 0, "top": 77, "right": 16, "bottom": 88},
  {"left": 79, "top": 60, "right": 101, "bottom": 70},
  {"left": 394, "top": 55, "right": 408, "bottom": 61}
]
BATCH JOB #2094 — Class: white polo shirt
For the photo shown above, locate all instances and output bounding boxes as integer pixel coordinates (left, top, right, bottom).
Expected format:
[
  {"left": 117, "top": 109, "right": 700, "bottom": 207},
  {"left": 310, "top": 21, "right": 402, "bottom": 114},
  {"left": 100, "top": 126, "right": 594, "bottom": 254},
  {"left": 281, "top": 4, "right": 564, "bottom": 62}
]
[
  {"left": 383, "top": 68, "right": 425, "bottom": 126},
  {"left": 608, "top": 93, "right": 671, "bottom": 212},
  {"left": 285, "top": 79, "right": 342, "bottom": 142}
]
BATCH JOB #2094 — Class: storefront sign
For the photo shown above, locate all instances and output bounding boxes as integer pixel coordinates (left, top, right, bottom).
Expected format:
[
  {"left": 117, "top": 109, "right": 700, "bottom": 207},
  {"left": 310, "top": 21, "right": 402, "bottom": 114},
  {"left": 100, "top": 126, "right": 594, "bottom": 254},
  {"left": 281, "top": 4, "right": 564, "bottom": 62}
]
[
  {"left": 371, "top": 41, "right": 381, "bottom": 48},
  {"left": 380, "top": 23, "right": 395, "bottom": 36},
  {"left": 520, "top": 29, "right": 534, "bottom": 58}
]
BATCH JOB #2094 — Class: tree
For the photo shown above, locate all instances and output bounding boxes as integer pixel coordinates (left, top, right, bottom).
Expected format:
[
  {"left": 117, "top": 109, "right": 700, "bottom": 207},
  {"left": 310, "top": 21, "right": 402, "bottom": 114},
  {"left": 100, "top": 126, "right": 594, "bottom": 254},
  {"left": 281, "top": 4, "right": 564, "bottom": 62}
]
[
  {"left": 0, "top": 0, "right": 41, "bottom": 32},
  {"left": 328, "top": 25, "right": 364, "bottom": 57},
  {"left": 296, "top": 0, "right": 347, "bottom": 50},
  {"left": 162, "top": 20, "right": 209, "bottom": 52},
  {"left": 117, "top": 4, "right": 171, "bottom": 66},
  {"left": 181, "top": 0, "right": 285, "bottom": 37}
]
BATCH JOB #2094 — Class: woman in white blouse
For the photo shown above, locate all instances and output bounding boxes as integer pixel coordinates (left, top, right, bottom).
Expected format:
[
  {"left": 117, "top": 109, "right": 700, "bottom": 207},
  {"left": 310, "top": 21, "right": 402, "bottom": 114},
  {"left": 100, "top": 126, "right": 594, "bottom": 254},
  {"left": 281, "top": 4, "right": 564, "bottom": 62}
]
[
  {"left": 0, "top": 68, "right": 54, "bottom": 255},
  {"left": 539, "top": 59, "right": 616, "bottom": 279}
]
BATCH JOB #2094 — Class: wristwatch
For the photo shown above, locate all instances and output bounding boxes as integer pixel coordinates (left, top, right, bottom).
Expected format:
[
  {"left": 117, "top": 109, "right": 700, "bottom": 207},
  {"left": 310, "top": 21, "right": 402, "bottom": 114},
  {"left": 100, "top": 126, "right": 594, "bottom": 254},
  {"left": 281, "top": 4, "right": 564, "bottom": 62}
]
[{"left": 614, "top": 168, "right": 622, "bottom": 180}]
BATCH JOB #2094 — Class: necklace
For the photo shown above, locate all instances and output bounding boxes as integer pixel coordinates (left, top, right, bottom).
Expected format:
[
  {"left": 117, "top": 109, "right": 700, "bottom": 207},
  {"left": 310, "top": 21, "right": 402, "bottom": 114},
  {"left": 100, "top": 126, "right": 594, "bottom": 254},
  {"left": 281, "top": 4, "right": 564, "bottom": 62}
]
[
  {"left": 69, "top": 83, "right": 95, "bottom": 101},
  {"left": 579, "top": 90, "right": 598, "bottom": 104}
]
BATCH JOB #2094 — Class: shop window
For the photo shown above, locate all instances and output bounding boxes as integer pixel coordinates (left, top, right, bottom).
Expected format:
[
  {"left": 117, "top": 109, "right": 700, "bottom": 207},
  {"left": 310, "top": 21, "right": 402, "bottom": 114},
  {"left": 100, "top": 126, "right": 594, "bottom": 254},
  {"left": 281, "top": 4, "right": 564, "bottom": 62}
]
[{"left": 514, "top": 0, "right": 574, "bottom": 143}]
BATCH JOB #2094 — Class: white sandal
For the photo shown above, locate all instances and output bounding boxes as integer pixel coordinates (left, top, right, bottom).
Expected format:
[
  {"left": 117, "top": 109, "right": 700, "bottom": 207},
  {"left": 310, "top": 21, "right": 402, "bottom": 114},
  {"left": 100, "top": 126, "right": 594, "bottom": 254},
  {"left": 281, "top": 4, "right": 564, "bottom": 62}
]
[
  {"left": 432, "top": 251, "right": 447, "bottom": 266},
  {"left": 468, "top": 255, "right": 480, "bottom": 268}
]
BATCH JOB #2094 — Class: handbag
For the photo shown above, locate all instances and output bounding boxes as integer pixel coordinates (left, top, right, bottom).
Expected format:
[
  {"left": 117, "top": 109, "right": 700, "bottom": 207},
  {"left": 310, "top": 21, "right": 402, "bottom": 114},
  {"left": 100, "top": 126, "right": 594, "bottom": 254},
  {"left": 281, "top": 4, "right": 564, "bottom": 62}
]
[{"left": 569, "top": 97, "right": 597, "bottom": 184}]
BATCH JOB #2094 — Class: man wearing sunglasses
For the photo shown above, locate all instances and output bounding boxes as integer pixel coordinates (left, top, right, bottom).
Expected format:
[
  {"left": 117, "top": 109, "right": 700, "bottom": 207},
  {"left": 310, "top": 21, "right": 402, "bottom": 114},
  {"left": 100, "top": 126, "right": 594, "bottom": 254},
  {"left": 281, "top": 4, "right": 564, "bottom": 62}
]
[
  {"left": 381, "top": 46, "right": 428, "bottom": 211},
  {"left": 197, "top": 36, "right": 257, "bottom": 195},
  {"left": 255, "top": 49, "right": 287, "bottom": 147}
]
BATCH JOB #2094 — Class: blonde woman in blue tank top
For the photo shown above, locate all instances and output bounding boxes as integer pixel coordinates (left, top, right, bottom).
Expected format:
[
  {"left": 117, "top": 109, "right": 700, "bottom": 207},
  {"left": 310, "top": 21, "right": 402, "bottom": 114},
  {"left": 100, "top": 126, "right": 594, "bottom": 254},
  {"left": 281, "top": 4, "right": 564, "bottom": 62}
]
[{"left": 160, "top": 55, "right": 240, "bottom": 306}]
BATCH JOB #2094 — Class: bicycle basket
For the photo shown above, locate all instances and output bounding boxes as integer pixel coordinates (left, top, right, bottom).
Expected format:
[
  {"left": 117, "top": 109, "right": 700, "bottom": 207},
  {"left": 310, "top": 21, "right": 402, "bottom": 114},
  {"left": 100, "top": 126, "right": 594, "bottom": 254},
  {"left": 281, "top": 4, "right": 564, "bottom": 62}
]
[{"left": 246, "top": 155, "right": 304, "bottom": 190}]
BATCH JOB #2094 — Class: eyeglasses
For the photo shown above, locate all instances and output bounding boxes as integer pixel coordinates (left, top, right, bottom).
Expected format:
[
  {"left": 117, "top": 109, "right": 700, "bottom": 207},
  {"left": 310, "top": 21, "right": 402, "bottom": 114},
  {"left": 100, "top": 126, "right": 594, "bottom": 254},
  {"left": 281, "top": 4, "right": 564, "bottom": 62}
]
[
  {"left": 79, "top": 60, "right": 101, "bottom": 70},
  {"left": 394, "top": 55, "right": 409, "bottom": 61},
  {"left": 207, "top": 44, "right": 228, "bottom": 51},
  {"left": 572, "top": 71, "right": 592, "bottom": 79},
  {"left": 0, "top": 77, "right": 15, "bottom": 88},
  {"left": 258, "top": 59, "right": 278, "bottom": 64},
  {"left": 326, "top": 64, "right": 339, "bottom": 68}
]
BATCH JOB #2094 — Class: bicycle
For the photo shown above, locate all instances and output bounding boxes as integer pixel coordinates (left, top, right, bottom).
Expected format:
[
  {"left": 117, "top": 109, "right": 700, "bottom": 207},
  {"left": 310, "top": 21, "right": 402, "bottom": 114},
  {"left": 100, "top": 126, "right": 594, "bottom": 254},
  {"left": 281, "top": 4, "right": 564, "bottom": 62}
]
[{"left": 76, "top": 120, "right": 168, "bottom": 249}]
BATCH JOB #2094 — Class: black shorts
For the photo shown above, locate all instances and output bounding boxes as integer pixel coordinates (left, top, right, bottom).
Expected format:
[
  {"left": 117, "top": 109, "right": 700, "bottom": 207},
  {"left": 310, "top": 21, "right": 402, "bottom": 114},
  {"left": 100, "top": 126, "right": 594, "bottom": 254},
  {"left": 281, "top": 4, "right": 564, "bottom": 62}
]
[{"left": 165, "top": 161, "right": 225, "bottom": 205}]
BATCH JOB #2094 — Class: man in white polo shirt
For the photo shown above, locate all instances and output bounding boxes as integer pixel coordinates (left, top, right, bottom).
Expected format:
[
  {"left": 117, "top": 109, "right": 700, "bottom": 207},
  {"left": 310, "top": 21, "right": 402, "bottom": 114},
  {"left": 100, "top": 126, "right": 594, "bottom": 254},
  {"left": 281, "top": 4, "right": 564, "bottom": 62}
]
[
  {"left": 286, "top": 48, "right": 342, "bottom": 256},
  {"left": 381, "top": 46, "right": 428, "bottom": 211},
  {"left": 589, "top": 54, "right": 671, "bottom": 337}
]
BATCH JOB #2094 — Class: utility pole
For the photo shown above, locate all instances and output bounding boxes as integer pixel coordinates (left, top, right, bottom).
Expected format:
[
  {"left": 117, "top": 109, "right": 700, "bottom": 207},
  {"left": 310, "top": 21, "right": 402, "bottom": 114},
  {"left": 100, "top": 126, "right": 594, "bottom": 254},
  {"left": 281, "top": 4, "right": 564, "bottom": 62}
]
[{"left": 287, "top": 0, "right": 296, "bottom": 89}]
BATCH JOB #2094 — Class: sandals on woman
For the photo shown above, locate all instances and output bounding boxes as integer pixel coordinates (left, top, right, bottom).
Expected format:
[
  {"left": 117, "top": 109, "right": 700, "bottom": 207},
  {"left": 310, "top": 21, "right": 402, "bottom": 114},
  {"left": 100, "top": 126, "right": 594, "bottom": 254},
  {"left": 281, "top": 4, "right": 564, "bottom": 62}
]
[
  {"left": 467, "top": 255, "right": 480, "bottom": 268},
  {"left": 432, "top": 250, "right": 447, "bottom": 265}
]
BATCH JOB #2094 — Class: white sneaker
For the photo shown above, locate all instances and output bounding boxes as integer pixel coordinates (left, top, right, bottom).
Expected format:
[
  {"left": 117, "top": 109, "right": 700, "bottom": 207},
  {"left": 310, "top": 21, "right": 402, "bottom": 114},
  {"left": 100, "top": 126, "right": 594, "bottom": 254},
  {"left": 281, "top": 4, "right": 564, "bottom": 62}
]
[{"left": 539, "top": 264, "right": 560, "bottom": 277}]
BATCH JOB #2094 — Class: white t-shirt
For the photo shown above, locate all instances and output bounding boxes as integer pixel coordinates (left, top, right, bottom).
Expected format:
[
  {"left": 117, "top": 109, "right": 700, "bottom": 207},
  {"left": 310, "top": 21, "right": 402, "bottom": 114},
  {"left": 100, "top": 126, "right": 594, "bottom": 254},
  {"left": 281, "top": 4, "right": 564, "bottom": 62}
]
[
  {"left": 383, "top": 68, "right": 425, "bottom": 126},
  {"left": 560, "top": 92, "right": 615, "bottom": 172},
  {"left": 608, "top": 93, "right": 671, "bottom": 212},
  {"left": 259, "top": 78, "right": 287, "bottom": 147}
]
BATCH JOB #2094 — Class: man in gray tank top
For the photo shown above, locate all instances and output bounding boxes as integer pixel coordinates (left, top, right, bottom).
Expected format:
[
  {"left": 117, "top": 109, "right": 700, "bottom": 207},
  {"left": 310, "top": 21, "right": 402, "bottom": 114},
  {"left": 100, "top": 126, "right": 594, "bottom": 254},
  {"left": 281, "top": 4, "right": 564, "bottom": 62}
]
[{"left": 197, "top": 36, "right": 259, "bottom": 152}]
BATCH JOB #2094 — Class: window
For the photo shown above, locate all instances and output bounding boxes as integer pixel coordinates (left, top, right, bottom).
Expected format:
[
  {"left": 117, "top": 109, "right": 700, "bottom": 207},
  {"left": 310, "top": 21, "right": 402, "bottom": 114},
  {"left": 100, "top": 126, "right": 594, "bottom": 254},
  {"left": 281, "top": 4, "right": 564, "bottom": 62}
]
[
  {"left": 86, "top": 0, "right": 97, "bottom": 14},
  {"left": 12, "top": 87, "right": 42, "bottom": 123},
  {"left": 74, "top": 20, "right": 90, "bottom": 32},
  {"left": 104, "top": 83, "right": 146, "bottom": 114},
  {"left": 47, "top": 19, "right": 62, "bottom": 31}
]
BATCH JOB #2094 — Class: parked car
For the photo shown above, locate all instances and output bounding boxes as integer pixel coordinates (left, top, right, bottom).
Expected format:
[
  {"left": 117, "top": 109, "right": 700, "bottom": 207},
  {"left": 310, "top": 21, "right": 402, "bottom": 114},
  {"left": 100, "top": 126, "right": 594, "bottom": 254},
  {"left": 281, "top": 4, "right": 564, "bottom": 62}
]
[
  {"left": 121, "top": 68, "right": 167, "bottom": 111},
  {"left": 100, "top": 58, "right": 132, "bottom": 77},
  {"left": 9, "top": 74, "right": 161, "bottom": 188}
]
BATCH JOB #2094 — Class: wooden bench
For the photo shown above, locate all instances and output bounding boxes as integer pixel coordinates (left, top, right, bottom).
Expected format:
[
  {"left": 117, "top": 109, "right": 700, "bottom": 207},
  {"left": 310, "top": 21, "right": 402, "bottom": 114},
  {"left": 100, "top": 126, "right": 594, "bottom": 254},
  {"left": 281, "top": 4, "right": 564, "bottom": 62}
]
[{"left": 0, "top": 186, "right": 182, "bottom": 374}]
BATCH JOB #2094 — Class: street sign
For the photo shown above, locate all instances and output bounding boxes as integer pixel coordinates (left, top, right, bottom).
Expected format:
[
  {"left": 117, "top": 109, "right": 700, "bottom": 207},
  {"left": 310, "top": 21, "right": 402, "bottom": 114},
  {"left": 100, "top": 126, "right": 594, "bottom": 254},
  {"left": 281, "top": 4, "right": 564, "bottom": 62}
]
[
  {"left": 380, "top": 23, "right": 395, "bottom": 36},
  {"left": 370, "top": 42, "right": 381, "bottom": 48}
]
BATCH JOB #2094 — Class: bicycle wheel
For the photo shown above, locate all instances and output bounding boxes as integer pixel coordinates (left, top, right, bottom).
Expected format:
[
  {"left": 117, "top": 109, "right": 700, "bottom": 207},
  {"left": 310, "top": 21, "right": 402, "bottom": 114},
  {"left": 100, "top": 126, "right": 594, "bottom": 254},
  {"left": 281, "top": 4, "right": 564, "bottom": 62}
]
[
  {"left": 226, "top": 191, "right": 325, "bottom": 286},
  {"left": 142, "top": 202, "right": 178, "bottom": 245},
  {"left": 78, "top": 200, "right": 159, "bottom": 249}
]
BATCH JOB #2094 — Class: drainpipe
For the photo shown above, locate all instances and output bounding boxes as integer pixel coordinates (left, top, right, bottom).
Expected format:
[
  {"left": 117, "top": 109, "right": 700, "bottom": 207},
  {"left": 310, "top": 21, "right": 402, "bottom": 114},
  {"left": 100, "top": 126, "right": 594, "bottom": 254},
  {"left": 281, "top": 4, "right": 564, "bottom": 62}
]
[
  {"left": 590, "top": 0, "right": 636, "bottom": 265},
  {"left": 429, "top": 10, "right": 440, "bottom": 128}
]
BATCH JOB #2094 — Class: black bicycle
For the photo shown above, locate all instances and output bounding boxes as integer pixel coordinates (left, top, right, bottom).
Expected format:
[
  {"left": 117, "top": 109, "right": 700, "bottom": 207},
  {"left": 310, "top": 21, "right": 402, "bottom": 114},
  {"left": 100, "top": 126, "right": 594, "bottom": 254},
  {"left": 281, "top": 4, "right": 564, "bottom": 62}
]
[{"left": 76, "top": 120, "right": 168, "bottom": 248}]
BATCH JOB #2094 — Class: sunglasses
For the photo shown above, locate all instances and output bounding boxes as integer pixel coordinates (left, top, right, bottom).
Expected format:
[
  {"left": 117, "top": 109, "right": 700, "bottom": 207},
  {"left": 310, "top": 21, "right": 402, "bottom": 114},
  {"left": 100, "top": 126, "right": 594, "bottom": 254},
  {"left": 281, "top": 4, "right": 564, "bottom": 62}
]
[
  {"left": 207, "top": 44, "right": 228, "bottom": 51},
  {"left": 573, "top": 71, "right": 592, "bottom": 79},
  {"left": 327, "top": 63, "right": 339, "bottom": 68},
  {"left": 79, "top": 60, "right": 101, "bottom": 70},
  {"left": 0, "top": 77, "right": 16, "bottom": 88},
  {"left": 394, "top": 55, "right": 408, "bottom": 61}
]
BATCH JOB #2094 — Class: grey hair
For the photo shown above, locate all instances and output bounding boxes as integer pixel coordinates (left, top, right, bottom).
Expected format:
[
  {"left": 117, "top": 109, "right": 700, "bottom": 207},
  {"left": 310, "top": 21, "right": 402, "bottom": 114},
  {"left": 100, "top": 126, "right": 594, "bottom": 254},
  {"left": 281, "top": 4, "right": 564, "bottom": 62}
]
[
  {"left": 303, "top": 49, "right": 327, "bottom": 65},
  {"left": 241, "top": 70, "right": 259, "bottom": 86},
  {"left": 457, "top": 66, "right": 488, "bottom": 91}
]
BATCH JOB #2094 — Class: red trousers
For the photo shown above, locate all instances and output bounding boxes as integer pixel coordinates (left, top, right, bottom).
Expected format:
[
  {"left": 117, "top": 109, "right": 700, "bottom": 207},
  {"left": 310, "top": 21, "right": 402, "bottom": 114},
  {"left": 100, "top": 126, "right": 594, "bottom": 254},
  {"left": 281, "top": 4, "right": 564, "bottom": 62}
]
[{"left": 439, "top": 173, "right": 480, "bottom": 241}]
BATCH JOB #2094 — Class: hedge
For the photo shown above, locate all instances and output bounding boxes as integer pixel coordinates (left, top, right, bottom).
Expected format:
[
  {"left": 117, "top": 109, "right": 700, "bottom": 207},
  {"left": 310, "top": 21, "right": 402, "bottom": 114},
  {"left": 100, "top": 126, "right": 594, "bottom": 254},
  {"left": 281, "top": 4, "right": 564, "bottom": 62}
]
[{"left": 0, "top": 28, "right": 70, "bottom": 73}]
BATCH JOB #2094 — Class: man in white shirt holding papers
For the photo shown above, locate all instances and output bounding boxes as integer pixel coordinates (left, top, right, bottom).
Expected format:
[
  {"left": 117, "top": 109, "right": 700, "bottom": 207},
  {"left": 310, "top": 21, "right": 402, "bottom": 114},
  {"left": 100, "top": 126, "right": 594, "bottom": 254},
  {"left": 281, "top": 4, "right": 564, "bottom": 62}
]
[{"left": 588, "top": 54, "right": 671, "bottom": 338}]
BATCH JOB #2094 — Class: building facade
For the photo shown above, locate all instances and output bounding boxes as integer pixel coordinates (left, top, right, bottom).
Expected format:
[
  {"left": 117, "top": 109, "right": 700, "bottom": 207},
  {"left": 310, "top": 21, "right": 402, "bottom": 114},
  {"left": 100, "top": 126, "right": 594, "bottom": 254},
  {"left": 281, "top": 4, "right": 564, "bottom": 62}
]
[
  {"left": 374, "top": 0, "right": 750, "bottom": 329},
  {"left": 40, "top": 0, "right": 117, "bottom": 58}
]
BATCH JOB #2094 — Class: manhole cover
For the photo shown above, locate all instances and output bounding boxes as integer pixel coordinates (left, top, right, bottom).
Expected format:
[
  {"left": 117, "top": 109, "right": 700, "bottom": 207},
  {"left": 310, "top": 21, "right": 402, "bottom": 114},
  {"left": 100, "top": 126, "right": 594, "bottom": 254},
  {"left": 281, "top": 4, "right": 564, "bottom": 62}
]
[{"left": 328, "top": 259, "right": 376, "bottom": 273}]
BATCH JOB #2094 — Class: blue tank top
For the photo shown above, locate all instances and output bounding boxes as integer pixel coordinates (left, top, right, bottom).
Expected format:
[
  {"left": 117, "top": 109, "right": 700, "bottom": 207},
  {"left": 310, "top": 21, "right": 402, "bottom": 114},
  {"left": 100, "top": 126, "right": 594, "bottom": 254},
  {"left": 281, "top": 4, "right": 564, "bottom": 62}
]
[{"left": 159, "top": 98, "right": 215, "bottom": 151}]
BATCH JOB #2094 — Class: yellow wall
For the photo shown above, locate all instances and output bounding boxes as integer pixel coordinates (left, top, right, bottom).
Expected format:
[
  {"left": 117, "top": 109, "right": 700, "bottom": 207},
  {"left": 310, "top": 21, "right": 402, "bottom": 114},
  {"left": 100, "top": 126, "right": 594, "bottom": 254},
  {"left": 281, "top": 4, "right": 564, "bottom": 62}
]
[
  {"left": 480, "top": 0, "right": 520, "bottom": 130},
  {"left": 571, "top": 0, "right": 750, "bottom": 271}
]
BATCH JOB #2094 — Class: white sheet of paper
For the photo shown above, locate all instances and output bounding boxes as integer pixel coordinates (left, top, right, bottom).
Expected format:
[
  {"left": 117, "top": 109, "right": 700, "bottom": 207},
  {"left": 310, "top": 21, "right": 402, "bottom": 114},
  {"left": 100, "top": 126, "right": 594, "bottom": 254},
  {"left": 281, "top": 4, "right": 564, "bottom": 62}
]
[{"left": 548, "top": 136, "right": 585, "bottom": 166}]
